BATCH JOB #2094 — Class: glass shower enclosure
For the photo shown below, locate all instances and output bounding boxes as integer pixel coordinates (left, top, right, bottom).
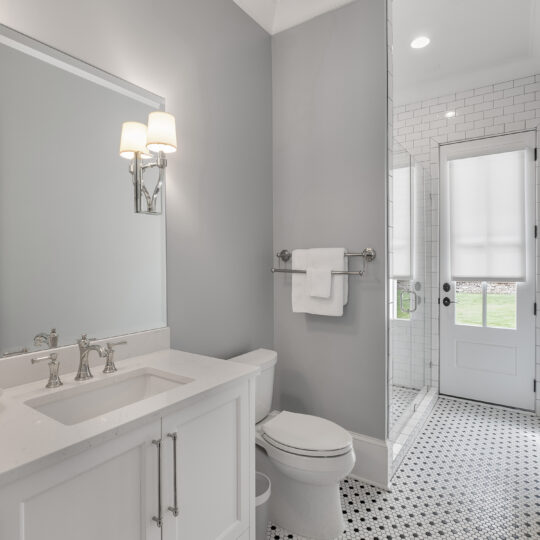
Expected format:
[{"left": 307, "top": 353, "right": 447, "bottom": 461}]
[{"left": 388, "top": 140, "right": 432, "bottom": 445}]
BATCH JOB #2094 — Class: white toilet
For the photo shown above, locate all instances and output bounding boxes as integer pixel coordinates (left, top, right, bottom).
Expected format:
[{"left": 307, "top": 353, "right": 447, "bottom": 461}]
[{"left": 231, "top": 349, "right": 355, "bottom": 540}]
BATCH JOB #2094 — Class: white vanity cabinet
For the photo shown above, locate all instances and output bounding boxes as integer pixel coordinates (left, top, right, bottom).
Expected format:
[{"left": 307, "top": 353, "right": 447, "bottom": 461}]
[
  {"left": 161, "top": 381, "right": 253, "bottom": 539},
  {"left": 0, "top": 419, "right": 162, "bottom": 540},
  {"left": 0, "top": 379, "right": 254, "bottom": 540}
]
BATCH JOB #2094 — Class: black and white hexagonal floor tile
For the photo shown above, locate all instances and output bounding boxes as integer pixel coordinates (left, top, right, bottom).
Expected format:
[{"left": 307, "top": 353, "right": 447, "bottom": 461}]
[
  {"left": 266, "top": 396, "right": 540, "bottom": 539},
  {"left": 389, "top": 386, "right": 419, "bottom": 430}
]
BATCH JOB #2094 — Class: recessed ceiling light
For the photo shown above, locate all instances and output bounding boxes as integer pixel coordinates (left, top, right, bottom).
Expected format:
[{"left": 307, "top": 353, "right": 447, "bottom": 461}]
[
  {"left": 445, "top": 111, "right": 456, "bottom": 119},
  {"left": 410, "top": 36, "right": 430, "bottom": 49}
]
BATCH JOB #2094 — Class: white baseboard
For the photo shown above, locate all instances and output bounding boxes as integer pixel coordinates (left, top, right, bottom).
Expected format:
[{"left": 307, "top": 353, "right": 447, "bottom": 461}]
[{"left": 349, "top": 432, "right": 391, "bottom": 491}]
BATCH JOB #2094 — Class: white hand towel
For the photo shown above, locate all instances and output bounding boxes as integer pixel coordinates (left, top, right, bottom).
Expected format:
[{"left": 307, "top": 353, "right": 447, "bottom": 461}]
[
  {"left": 292, "top": 248, "right": 348, "bottom": 316},
  {"left": 306, "top": 267, "right": 332, "bottom": 298}
]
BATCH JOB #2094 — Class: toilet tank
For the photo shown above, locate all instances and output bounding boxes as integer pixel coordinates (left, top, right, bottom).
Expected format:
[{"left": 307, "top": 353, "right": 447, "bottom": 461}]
[{"left": 230, "top": 349, "right": 277, "bottom": 423}]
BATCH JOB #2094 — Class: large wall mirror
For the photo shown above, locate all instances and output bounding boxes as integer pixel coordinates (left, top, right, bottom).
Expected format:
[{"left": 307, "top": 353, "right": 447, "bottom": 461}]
[{"left": 0, "top": 25, "right": 167, "bottom": 357}]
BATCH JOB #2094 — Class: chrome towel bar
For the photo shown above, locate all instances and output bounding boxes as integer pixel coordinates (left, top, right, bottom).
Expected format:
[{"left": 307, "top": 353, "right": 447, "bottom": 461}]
[
  {"left": 272, "top": 248, "right": 375, "bottom": 276},
  {"left": 271, "top": 268, "right": 364, "bottom": 276}
]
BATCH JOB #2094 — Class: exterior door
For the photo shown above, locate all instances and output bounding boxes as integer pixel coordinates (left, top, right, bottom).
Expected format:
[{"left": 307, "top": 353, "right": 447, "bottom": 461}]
[{"left": 439, "top": 131, "right": 536, "bottom": 410}]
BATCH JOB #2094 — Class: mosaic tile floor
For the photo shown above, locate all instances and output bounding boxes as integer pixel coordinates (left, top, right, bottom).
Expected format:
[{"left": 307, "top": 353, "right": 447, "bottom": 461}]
[
  {"left": 389, "top": 386, "right": 419, "bottom": 431},
  {"left": 267, "top": 396, "right": 540, "bottom": 539}
]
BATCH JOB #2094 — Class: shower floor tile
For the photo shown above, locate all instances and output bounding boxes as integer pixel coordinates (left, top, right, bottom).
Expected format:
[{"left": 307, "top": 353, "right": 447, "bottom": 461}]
[
  {"left": 389, "top": 385, "right": 419, "bottom": 430},
  {"left": 266, "top": 396, "right": 540, "bottom": 539}
]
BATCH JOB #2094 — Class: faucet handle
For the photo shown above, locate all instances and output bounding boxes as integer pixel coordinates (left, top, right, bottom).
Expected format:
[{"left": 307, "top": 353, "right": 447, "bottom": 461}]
[
  {"left": 31, "top": 352, "right": 57, "bottom": 364},
  {"left": 31, "top": 353, "right": 62, "bottom": 388},
  {"left": 49, "top": 328, "right": 59, "bottom": 348},
  {"left": 79, "top": 334, "right": 96, "bottom": 344},
  {"left": 103, "top": 341, "right": 127, "bottom": 374}
]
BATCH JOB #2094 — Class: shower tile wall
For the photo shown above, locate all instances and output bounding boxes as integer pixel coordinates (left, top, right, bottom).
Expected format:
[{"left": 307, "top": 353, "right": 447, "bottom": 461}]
[{"left": 394, "top": 74, "right": 540, "bottom": 415}]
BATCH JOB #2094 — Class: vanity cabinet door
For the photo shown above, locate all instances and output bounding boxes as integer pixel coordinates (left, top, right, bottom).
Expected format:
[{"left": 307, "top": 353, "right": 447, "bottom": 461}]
[
  {"left": 0, "top": 419, "right": 162, "bottom": 540},
  {"left": 161, "top": 380, "right": 254, "bottom": 540}
]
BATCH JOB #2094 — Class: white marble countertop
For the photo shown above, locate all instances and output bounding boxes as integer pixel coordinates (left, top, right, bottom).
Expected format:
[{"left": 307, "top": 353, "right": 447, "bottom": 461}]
[{"left": 0, "top": 348, "right": 258, "bottom": 488}]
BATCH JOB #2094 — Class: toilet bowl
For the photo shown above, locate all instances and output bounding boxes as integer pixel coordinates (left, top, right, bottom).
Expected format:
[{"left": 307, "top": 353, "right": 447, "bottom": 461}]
[{"left": 231, "top": 349, "right": 356, "bottom": 540}]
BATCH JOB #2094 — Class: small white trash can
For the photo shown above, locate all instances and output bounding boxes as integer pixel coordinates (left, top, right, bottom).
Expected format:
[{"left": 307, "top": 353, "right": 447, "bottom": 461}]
[{"left": 256, "top": 472, "right": 271, "bottom": 540}]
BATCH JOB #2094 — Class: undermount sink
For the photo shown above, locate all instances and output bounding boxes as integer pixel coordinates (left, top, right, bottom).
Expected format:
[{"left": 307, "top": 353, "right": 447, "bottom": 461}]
[{"left": 25, "top": 368, "right": 193, "bottom": 425}]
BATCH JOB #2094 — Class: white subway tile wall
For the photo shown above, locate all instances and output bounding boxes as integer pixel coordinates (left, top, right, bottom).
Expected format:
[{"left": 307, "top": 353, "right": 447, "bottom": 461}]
[{"left": 394, "top": 73, "right": 540, "bottom": 416}]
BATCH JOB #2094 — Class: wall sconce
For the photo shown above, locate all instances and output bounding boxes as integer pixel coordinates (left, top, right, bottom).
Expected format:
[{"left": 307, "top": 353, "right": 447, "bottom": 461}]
[{"left": 119, "top": 111, "right": 177, "bottom": 214}]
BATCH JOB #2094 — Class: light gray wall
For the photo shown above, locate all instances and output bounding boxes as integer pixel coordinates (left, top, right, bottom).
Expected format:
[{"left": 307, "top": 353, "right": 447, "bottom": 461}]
[
  {"left": 1, "top": 0, "right": 389, "bottom": 440},
  {"left": 272, "top": 0, "right": 388, "bottom": 439},
  {"left": 0, "top": 0, "right": 274, "bottom": 358}
]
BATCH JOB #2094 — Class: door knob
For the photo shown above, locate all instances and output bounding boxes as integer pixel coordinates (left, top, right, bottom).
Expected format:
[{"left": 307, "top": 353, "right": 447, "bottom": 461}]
[{"left": 442, "top": 297, "right": 457, "bottom": 307}]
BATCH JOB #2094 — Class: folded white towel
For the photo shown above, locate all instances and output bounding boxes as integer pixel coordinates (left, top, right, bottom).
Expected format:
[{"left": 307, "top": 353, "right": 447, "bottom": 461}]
[
  {"left": 292, "top": 248, "right": 348, "bottom": 316},
  {"left": 307, "top": 267, "right": 332, "bottom": 298}
]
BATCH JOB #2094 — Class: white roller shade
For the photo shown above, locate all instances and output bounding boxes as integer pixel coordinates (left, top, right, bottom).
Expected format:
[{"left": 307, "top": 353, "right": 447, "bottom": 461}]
[
  {"left": 391, "top": 166, "right": 412, "bottom": 279},
  {"left": 449, "top": 150, "right": 526, "bottom": 282}
]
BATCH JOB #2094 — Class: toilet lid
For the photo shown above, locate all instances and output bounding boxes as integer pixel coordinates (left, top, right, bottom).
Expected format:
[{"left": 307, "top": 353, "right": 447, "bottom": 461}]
[{"left": 262, "top": 411, "right": 352, "bottom": 454}]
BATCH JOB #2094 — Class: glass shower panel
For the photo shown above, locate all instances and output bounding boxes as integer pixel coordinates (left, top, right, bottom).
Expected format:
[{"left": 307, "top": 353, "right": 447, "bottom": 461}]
[{"left": 388, "top": 140, "right": 431, "bottom": 439}]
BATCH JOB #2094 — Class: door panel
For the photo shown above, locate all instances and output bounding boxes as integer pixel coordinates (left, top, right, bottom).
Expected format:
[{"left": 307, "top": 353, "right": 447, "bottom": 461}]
[
  {"left": 440, "top": 132, "right": 536, "bottom": 410},
  {"left": 455, "top": 340, "right": 516, "bottom": 374}
]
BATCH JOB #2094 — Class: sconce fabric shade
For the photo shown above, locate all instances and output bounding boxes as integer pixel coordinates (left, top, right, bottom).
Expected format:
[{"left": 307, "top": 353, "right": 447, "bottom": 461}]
[
  {"left": 119, "top": 122, "right": 151, "bottom": 159},
  {"left": 146, "top": 112, "right": 177, "bottom": 153}
]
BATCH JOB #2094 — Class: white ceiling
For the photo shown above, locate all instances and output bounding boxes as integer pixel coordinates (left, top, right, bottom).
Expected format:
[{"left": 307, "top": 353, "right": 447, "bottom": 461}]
[
  {"left": 232, "top": 0, "right": 357, "bottom": 35},
  {"left": 394, "top": 0, "right": 540, "bottom": 105}
]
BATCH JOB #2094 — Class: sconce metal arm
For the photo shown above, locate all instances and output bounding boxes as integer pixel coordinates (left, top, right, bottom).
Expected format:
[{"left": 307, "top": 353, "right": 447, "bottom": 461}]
[{"left": 129, "top": 152, "right": 166, "bottom": 214}]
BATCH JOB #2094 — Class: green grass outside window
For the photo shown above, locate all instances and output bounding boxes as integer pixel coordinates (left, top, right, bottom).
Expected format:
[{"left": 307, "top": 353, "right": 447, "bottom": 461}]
[{"left": 455, "top": 292, "right": 516, "bottom": 329}]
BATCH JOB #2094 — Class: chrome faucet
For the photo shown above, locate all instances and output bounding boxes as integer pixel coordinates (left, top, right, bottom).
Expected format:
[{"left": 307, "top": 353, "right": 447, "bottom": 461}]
[
  {"left": 31, "top": 352, "right": 63, "bottom": 388},
  {"left": 34, "top": 328, "right": 59, "bottom": 349},
  {"left": 103, "top": 341, "right": 127, "bottom": 373},
  {"left": 76, "top": 334, "right": 105, "bottom": 381}
]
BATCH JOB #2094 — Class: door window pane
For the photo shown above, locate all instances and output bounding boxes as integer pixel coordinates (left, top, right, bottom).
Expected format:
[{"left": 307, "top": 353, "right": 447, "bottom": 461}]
[
  {"left": 448, "top": 150, "right": 526, "bottom": 281},
  {"left": 455, "top": 281, "right": 483, "bottom": 326},
  {"left": 486, "top": 282, "right": 517, "bottom": 329}
]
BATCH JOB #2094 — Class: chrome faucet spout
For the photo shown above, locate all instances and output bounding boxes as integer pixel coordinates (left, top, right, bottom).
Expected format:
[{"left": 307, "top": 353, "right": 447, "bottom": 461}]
[{"left": 76, "top": 334, "right": 105, "bottom": 381}]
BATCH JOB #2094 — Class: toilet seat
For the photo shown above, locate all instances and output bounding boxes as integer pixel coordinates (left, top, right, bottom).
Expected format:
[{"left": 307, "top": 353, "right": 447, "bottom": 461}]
[
  {"left": 262, "top": 433, "right": 352, "bottom": 457},
  {"left": 261, "top": 411, "right": 353, "bottom": 458}
]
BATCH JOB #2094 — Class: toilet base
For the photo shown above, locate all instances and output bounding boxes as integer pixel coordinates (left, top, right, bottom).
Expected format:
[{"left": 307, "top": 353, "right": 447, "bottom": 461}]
[{"left": 256, "top": 447, "right": 346, "bottom": 540}]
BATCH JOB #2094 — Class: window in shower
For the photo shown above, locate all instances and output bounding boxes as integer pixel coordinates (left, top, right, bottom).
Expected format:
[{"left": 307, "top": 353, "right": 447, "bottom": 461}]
[
  {"left": 391, "top": 165, "right": 412, "bottom": 280},
  {"left": 393, "top": 280, "right": 412, "bottom": 320},
  {"left": 390, "top": 153, "right": 413, "bottom": 322}
]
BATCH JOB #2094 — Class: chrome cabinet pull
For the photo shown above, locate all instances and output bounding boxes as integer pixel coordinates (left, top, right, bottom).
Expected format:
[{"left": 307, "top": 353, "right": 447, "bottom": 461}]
[
  {"left": 167, "top": 432, "right": 179, "bottom": 517},
  {"left": 152, "top": 439, "right": 163, "bottom": 528}
]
